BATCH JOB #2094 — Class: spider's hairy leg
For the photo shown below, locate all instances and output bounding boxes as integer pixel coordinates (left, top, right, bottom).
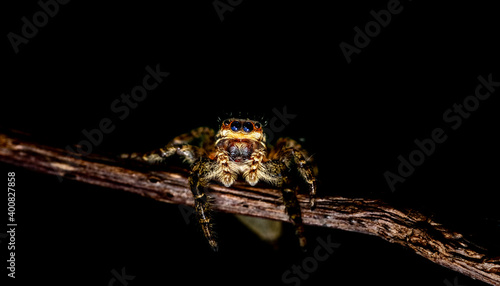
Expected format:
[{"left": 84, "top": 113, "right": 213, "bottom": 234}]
[
  {"left": 170, "top": 126, "right": 215, "bottom": 148},
  {"left": 261, "top": 160, "right": 307, "bottom": 250},
  {"left": 189, "top": 158, "right": 218, "bottom": 251},
  {"left": 290, "top": 148, "right": 317, "bottom": 209},
  {"left": 275, "top": 138, "right": 317, "bottom": 209},
  {"left": 120, "top": 127, "right": 214, "bottom": 165},
  {"left": 281, "top": 186, "right": 307, "bottom": 250},
  {"left": 144, "top": 144, "right": 203, "bottom": 165}
]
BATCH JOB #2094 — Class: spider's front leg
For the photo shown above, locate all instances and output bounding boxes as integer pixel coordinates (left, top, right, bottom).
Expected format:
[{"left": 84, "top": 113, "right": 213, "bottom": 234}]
[
  {"left": 189, "top": 158, "right": 219, "bottom": 251},
  {"left": 282, "top": 148, "right": 317, "bottom": 209},
  {"left": 121, "top": 127, "right": 213, "bottom": 165},
  {"left": 282, "top": 184, "right": 308, "bottom": 249},
  {"left": 266, "top": 138, "right": 317, "bottom": 250},
  {"left": 260, "top": 160, "right": 308, "bottom": 250},
  {"left": 274, "top": 138, "right": 317, "bottom": 209}
]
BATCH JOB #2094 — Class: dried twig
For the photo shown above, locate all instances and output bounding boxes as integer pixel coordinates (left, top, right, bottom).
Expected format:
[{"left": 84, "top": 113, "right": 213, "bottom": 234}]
[{"left": 0, "top": 131, "right": 499, "bottom": 285}]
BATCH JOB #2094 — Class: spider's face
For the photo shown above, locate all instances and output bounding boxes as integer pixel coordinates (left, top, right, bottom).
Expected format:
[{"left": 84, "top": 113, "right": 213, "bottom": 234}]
[{"left": 217, "top": 118, "right": 265, "bottom": 143}]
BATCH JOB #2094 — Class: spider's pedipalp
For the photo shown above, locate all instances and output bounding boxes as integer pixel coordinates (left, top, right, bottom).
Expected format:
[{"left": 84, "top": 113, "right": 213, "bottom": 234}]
[
  {"left": 242, "top": 149, "right": 266, "bottom": 186},
  {"left": 214, "top": 150, "right": 237, "bottom": 187}
]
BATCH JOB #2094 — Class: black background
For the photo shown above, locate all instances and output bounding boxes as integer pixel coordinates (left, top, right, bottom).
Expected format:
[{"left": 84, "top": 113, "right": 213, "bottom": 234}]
[{"left": 2, "top": 1, "right": 499, "bottom": 285}]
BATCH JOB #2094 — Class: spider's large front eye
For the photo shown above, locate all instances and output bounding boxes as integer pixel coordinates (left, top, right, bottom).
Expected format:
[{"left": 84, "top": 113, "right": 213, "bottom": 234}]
[
  {"left": 243, "top": 122, "right": 254, "bottom": 132},
  {"left": 231, "top": 121, "right": 241, "bottom": 131}
]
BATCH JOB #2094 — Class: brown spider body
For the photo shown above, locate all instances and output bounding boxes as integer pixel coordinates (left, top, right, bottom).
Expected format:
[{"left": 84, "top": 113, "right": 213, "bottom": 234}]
[
  {"left": 212, "top": 118, "right": 274, "bottom": 188},
  {"left": 126, "top": 117, "right": 317, "bottom": 251}
]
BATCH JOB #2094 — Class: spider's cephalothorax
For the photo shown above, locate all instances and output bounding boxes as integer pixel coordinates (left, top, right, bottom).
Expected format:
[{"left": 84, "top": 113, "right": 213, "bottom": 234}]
[{"left": 126, "top": 117, "right": 317, "bottom": 251}]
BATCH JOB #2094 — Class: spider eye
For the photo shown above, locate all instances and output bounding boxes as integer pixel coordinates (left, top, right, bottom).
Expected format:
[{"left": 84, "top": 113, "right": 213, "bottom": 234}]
[
  {"left": 254, "top": 122, "right": 261, "bottom": 129},
  {"left": 223, "top": 120, "right": 230, "bottom": 126},
  {"left": 230, "top": 121, "right": 241, "bottom": 131},
  {"left": 243, "top": 122, "right": 254, "bottom": 132}
]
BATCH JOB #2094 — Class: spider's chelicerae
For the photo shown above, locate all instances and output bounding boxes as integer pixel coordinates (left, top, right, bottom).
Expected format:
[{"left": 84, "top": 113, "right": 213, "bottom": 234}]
[{"left": 127, "top": 117, "right": 317, "bottom": 251}]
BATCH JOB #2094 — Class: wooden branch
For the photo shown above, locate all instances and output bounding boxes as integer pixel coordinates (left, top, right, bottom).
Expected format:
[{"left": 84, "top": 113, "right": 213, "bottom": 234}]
[{"left": 1, "top": 131, "right": 499, "bottom": 285}]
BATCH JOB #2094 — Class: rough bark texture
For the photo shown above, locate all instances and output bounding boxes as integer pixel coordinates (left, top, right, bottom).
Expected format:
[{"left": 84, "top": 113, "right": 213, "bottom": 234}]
[{"left": 1, "top": 131, "right": 499, "bottom": 285}]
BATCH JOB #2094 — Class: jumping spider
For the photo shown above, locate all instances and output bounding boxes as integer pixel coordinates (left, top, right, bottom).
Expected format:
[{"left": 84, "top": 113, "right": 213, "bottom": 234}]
[{"left": 125, "top": 117, "right": 317, "bottom": 251}]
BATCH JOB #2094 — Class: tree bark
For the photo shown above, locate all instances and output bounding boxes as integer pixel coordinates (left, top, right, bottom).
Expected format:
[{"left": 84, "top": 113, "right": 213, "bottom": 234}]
[{"left": 1, "top": 131, "right": 499, "bottom": 285}]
